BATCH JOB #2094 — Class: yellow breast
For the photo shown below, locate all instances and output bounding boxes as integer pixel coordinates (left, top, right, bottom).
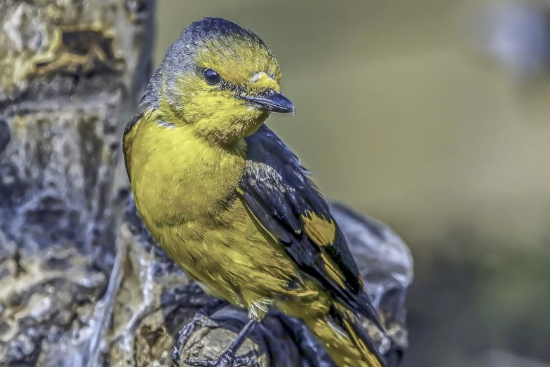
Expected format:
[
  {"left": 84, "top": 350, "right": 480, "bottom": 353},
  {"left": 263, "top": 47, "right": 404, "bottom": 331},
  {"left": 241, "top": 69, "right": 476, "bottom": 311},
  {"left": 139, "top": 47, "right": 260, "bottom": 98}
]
[{"left": 128, "top": 117, "right": 246, "bottom": 228}]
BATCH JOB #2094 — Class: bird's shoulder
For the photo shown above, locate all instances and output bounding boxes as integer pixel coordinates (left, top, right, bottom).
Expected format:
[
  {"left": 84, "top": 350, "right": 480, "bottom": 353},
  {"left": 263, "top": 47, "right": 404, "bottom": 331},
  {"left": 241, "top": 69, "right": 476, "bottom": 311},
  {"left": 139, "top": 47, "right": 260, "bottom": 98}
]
[
  {"left": 122, "top": 109, "right": 168, "bottom": 180},
  {"left": 241, "top": 125, "right": 335, "bottom": 241},
  {"left": 122, "top": 112, "right": 145, "bottom": 180},
  {"left": 240, "top": 125, "right": 354, "bottom": 268}
]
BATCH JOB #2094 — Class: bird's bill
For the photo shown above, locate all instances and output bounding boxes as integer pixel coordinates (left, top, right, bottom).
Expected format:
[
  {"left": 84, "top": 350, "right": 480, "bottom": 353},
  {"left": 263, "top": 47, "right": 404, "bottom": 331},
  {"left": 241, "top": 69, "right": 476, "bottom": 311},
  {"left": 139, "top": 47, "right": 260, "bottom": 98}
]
[{"left": 242, "top": 92, "right": 295, "bottom": 114}]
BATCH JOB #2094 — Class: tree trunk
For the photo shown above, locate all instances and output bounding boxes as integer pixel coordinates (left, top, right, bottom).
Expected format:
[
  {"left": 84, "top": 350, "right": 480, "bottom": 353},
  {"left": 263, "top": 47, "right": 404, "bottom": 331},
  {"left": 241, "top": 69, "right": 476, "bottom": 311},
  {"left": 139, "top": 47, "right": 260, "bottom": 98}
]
[{"left": 0, "top": 1, "right": 154, "bottom": 366}]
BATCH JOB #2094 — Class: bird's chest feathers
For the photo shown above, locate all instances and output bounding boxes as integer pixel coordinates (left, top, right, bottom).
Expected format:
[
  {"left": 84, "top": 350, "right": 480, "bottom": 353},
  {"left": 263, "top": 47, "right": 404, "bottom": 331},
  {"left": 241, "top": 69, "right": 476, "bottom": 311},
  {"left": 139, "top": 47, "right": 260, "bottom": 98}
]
[{"left": 132, "top": 122, "right": 246, "bottom": 226}]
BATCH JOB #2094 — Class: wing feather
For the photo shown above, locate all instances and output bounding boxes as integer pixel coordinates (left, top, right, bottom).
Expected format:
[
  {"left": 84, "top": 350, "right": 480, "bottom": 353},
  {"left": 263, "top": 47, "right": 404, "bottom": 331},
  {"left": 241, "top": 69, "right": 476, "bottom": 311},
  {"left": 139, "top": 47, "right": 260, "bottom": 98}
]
[
  {"left": 122, "top": 113, "right": 143, "bottom": 180},
  {"left": 239, "top": 125, "right": 381, "bottom": 327}
]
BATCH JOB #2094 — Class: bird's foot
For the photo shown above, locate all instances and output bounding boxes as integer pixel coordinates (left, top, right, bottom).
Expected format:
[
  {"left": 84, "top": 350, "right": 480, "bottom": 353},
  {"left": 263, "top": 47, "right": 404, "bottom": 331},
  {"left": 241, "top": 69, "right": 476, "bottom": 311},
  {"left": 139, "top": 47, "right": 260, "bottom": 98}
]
[
  {"left": 172, "top": 299, "right": 227, "bottom": 366},
  {"left": 186, "top": 352, "right": 260, "bottom": 367}
]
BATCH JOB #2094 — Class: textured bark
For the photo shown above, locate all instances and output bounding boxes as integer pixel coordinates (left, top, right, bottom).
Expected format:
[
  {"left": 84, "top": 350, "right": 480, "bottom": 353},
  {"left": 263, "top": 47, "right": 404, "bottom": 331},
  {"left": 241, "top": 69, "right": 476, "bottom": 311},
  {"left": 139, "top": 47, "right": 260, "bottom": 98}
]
[
  {"left": 0, "top": 1, "right": 154, "bottom": 366},
  {"left": 0, "top": 2, "right": 412, "bottom": 367}
]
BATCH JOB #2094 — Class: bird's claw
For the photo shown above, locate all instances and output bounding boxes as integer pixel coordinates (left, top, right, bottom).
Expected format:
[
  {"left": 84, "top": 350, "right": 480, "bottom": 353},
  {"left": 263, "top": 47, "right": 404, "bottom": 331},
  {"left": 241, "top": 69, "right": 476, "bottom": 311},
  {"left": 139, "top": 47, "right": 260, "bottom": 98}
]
[
  {"left": 172, "top": 314, "right": 219, "bottom": 366},
  {"left": 185, "top": 353, "right": 260, "bottom": 367},
  {"left": 172, "top": 299, "right": 227, "bottom": 366}
]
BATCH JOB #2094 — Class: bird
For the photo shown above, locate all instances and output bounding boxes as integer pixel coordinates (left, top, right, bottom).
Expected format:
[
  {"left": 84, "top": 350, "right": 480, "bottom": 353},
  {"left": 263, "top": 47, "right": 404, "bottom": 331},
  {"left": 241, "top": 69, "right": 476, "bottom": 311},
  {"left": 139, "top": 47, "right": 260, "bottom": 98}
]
[{"left": 123, "top": 17, "right": 386, "bottom": 367}]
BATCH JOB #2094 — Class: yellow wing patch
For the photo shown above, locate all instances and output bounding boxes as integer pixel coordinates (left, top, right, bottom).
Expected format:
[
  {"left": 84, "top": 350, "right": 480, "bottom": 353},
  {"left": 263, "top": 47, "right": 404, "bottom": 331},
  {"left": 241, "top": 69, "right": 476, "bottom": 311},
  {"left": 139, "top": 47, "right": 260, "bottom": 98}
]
[
  {"left": 322, "top": 252, "right": 347, "bottom": 289},
  {"left": 341, "top": 316, "right": 385, "bottom": 367},
  {"left": 303, "top": 211, "right": 336, "bottom": 246},
  {"left": 303, "top": 212, "right": 350, "bottom": 290}
]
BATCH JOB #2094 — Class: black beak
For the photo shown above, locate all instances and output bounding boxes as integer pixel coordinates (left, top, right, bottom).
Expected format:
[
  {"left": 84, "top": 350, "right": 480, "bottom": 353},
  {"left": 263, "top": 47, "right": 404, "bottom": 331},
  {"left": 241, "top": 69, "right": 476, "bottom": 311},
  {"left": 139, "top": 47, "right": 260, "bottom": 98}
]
[{"left": 242, "top": 92, "right": 295, "bottom": 114}]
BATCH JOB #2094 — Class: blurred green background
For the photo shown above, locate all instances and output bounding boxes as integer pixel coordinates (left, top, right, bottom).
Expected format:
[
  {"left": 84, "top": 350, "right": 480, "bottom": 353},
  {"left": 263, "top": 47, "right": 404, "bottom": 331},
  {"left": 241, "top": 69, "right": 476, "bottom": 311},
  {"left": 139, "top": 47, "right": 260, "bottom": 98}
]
[{"left": 155, "top": 1, "right": 550, "bottom": 366}]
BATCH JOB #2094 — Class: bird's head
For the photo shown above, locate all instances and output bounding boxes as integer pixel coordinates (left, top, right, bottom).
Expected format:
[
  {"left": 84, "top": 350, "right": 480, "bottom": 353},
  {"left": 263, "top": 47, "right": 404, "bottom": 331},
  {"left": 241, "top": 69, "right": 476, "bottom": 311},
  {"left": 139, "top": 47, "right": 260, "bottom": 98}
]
[{"left": 143, "top": 17, "right": 294, "bottom": 144}]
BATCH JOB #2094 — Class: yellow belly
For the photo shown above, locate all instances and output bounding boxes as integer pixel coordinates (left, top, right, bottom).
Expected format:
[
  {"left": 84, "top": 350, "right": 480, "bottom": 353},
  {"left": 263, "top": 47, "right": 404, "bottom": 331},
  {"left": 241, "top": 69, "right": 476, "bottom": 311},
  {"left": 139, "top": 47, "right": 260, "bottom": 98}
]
[{"left": 148, "top": 198, "right": 299, "bottom": 319}]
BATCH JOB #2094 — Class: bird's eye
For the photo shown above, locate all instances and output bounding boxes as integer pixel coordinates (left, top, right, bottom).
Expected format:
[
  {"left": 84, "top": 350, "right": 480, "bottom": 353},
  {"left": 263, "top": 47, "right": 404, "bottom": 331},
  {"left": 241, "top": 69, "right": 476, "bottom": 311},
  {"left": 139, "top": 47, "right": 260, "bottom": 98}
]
[{"left": 203, "top": 69, "right": 221, "bottom": 85}]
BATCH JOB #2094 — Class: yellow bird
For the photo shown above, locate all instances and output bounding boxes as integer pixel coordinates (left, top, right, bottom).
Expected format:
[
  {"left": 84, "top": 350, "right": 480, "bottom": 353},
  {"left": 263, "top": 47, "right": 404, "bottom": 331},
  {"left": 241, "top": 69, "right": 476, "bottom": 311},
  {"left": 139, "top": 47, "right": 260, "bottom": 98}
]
[{"left": 123, "top": 17, "right": 386, "bottom": 367}]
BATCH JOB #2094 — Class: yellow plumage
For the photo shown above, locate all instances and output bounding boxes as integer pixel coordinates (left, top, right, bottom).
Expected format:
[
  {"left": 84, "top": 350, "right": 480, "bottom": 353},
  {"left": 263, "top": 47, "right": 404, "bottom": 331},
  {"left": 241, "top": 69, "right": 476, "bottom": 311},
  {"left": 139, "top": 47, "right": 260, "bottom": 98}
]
[
  {"left": 123, "top": 17, "right": 385, "bottom": 367},
  {"left": 128, "top": 115, "right": 294, "bottom": 318}
]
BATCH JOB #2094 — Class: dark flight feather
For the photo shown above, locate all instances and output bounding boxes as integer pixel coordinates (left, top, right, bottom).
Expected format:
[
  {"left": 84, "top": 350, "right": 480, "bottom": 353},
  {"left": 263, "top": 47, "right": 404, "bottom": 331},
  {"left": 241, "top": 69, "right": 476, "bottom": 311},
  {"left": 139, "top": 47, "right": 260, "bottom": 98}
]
[
  {"left": 239, "top": 125, "right": 382, "bottom": 328},
  {"left": 122, "top": 112, "right": 143, "bottom": 181}
]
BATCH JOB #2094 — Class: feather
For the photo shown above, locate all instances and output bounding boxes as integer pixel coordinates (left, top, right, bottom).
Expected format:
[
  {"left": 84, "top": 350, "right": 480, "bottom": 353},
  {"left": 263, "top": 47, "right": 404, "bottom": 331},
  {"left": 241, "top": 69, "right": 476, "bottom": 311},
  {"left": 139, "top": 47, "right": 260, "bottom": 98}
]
[{"left": 238, "top": 125, "right": 383, "bottom": 329}]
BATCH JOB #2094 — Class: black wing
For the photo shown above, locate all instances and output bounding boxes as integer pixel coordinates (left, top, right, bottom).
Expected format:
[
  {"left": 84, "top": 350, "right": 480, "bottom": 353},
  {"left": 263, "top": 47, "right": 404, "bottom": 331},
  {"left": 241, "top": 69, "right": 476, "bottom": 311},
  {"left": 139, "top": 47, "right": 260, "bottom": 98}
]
[{"left": 238, "top": 125, "right": 381, "bottom": 327}]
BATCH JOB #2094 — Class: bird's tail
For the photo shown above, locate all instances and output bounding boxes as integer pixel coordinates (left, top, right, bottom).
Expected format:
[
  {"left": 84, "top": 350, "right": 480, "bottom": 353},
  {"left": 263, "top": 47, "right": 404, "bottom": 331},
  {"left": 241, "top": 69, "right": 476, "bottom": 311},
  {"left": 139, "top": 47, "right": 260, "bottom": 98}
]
[{"left": 304, "top": 302, "right": 385, "bottom": 367}]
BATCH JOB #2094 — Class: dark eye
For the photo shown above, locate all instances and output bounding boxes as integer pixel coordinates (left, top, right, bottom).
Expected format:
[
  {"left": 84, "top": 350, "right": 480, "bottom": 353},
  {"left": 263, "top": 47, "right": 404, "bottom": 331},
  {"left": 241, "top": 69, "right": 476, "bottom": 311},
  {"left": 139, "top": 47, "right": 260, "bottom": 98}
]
[{"left": 203, "top": 69, "right": 221, "bottom": 85}]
